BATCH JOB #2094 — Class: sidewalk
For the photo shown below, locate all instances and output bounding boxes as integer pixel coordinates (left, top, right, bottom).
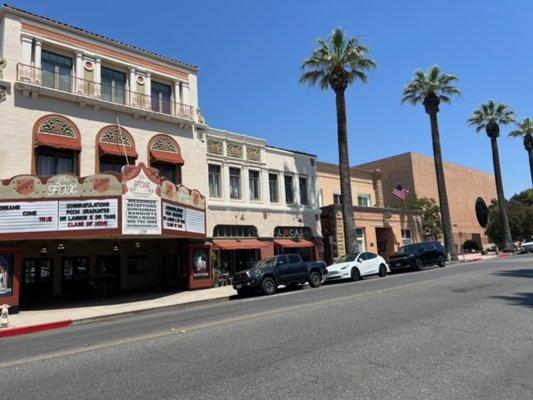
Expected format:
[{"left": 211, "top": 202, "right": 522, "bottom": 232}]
[{"left": 0, "top": 285, "right": 236, "bottom": 337}]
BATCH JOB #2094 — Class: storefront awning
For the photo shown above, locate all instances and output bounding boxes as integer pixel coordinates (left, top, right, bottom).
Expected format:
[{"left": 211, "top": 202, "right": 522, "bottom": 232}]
[
  {"left": 213, "top": 239, "right": 269, "bottom": 250},
  {"left": 274, "top": 239, "right": 315, "bottom": 248},
  {"left": 149, "top": 149, "right": 184, "bottom": 165},
  {"left": 35, "top": 132, "right": 81, "bottom": 151},
  {"left": 99, "top": 142, "right": 138, "bottom": 158}
]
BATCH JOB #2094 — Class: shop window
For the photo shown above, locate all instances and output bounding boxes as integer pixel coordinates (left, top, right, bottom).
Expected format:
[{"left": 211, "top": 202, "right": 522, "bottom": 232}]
[
  {"left": 62, "top": 257, "right": 89, "bottom": 281},
  {"left": 42, "top": 50, "right": 72, "bottom": 92},
  {"left": 101, "top": 67, "right": 126, "bottom": 104},
  {"left": 249, "top": 170, "right": 260, "bottom": 200},
  {"left": 333, "top": 193, "right": 343, "bottom": 205},
  {"left": 36, "top": 147, "right": 77, "bottom": 175},
  {"left": 284, "top": 175, "right": 294, "bottom": 204},
  {"left": 193, "top": 249, "right": 209, "bottom": 278},
  {"left": 0, "top": 254, "right": 14, "bottom": 297},
  {"left": 401, "top": 229, "right": 413, "bottom": 246},
  {"left": 151, "top": 81, "right": 172, "bottom": 114},
  {"left": 127, "top": 256, "right": 149, "bottom": 275},
  {"left": 269, "top": 173, "right": 279, "bottom": 203},
  {"left": 209, "top": 165, "right": 221, "bottom": 198},
  {"left": 213, "top": 225, "right": 258, "bottom": 238},
  {"left": 299, "top": 177, "right": 309, "bottom": 205},
  {"left": 229, "top": 167, "right": 241, "bottom": 199},
  {"left": 357, "top": 194, "right": 371, "bottom": 207},
  {"left": 356, "top": 228, "right": 366, "bottom": 252},
  {"left": 152, "top": 162, "right": 181, "bottom": 184}
]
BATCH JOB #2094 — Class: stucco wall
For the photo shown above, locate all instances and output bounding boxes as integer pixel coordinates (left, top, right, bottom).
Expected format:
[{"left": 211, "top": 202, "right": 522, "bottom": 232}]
[{"left": 317, "top": 171, "right": 377, "bottom": 207}]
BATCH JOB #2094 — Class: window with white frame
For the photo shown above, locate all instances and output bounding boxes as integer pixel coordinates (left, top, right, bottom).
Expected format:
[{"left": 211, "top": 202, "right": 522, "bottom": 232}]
[
  {"left": 357, "top": 194, "right": 371, "bottom": 207},
  {"left": 284, "top": 175, "right": 294, "bottom": 204},
  {"left": 249, "top": 170, "right": 261, "bottom": 200},
  {"left": 356, "top": 228, "right": 366, "bottom": 252},
  {"left": 229, "top": 167, "right": 241, "bottom": 199},
  {"left": 333, "top": 193, "right": 342, "bottom": 205},
  {"left": 299, "top": 177, "right": 309, "bottom": 205},
  {"left": 401, "top": 229, "right": 413, "bottom": 245},
  {"left": 208, "top": 164, "right": 221, "bottom": 198},
  {"left": 269, "top": 173, "right": 279, "bottom": 203}
]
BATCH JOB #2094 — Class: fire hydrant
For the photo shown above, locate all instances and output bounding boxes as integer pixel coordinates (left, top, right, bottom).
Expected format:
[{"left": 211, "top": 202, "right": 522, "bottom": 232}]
[{"left": 0, "top": 304, "right": 9, "bottom": 328}]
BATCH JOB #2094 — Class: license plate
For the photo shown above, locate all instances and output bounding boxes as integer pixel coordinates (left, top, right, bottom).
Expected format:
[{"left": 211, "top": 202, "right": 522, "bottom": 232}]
[
  {"left": 236, "top": 284, "right": 242, "bottom": 289},
  {"left": 396, "top": 263, "right": 402, "bottom": 267}
]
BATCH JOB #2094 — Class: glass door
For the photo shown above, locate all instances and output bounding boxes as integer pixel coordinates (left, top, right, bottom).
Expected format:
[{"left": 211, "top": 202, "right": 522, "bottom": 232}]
[
  {"left": 101, "top": 67, "right": 126, "bottom": 104},
  {"left": 42, "top": 50, "right": 72, "bottom": 92},
  {"left": 22, "top": 258, "right": 54, "bottom": 303}
]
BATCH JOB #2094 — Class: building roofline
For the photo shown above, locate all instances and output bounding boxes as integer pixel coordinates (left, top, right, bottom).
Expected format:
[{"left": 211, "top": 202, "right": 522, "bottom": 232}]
[
  {"left": 321, "top": 203, "right": 421, "bottom": 216},
  {"left": 266, "top": 145, "right": 317, "bottom": 158},
  {"left": 316, "top": 161, "right": 378, "bottom": 176},
  {"left": 1, "top": 4, "right": 199, "bottom": 72}
]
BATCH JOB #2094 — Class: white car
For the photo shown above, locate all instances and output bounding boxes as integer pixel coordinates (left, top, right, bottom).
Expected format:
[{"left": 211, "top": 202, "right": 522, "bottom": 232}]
[
  {"left": 518, "top": 242, "right": 533, "bottom": 253},
  {"left": 325, "top": 251, "right": 390, "bottom": 282}
]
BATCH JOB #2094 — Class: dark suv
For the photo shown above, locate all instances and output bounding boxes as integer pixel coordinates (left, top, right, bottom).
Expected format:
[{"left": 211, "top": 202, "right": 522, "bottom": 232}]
[
  {"left": 388, "top": 241, "right": 446, "bottom": 272},
  {"left": 232, "top": 254, "right": 327, "bottom": 296}
]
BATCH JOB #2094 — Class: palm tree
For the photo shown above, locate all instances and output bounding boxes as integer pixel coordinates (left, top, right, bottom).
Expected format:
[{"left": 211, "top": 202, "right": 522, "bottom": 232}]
[
  {"left": 509, "top": 118, "right": 533, "bottom": 187},
  {"left": 300, "top": 28, "right": 376, "bottom": 254},
  {"left": 467, "top": 100, "right": 515, "bottom": 251},
  {"left": 401, "top": 65, "right": 459, "bottom": 261}
]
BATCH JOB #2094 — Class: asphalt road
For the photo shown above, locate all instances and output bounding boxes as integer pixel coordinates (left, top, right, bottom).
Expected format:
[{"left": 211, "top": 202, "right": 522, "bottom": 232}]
[{"left": 1, "top": 255, "right": 533, "bottom": 400}]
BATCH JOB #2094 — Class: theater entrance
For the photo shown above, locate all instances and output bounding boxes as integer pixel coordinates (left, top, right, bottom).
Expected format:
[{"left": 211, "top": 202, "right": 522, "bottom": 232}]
[{"left": 21, "top": 258, "right": 54, "bottom": 306}]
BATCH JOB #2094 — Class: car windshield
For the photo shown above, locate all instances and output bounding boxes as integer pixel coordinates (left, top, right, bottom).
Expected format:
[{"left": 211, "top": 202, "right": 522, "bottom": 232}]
[
  {"left": 398, "top": 244, "right": 417, "bottom": 254},
  {"left": 254, "top": 257, "right": 276, "bottom": 269},
  {"left": 334, "top": 253, "right": 360, "bottom": 263}
]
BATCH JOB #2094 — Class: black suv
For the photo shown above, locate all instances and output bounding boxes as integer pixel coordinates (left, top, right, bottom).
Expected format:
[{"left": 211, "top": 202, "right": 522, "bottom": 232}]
[
  {"left": 232, "top": 254, "right": 327, "bottom": 296},
  {"left": 388, "top": 241, "right": 446, "bottom": 272}
]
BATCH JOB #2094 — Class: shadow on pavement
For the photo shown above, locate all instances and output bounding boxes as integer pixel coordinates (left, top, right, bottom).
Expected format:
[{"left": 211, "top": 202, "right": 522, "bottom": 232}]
[
  {"left": 492, "top": 292, "right": 533, "bottom": 308},
  {"left": 493, "top": 269, "right": 533, "bottom": 279}
]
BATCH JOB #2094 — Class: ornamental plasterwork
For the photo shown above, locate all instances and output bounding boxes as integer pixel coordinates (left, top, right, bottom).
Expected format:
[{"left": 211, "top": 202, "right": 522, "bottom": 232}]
[
  {"left": 151, "top": 135, "right": 178, "bottom": 153},
  {"left": 0, "top": 57, "right": 6, "bottom": 79},
  {"left": 247, "top": 146, "right": 261, "bottom": 162},
  {"left": 227, "top": 142, "right": 243, "bottom": 158},
  {"left": 38, "top": 118, "right": 77, "bottom": 138},
  {"left": 207, "top": 139, "right": 223, "bottom": 155},
  {"left": 100, "top": 126, "right": 132, "bottom": 146}
]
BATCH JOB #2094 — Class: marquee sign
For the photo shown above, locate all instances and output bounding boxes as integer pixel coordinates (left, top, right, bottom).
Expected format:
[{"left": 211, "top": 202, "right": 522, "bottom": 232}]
[{"left": 0, "top": 163, "right": 206, "bottom": 239}]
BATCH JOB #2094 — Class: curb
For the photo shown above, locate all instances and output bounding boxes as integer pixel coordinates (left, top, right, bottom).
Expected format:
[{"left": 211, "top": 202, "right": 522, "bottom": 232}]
[{"left": 0, "top": 320, "right": 72, "bottom": 338}]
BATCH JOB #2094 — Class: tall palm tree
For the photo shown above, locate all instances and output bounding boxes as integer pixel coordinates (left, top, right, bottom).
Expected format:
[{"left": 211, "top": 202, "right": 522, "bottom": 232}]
[
  {"left": 300, "top": 28, "right": 376, "bottom": 254},
  {"left": 468, "top": 100, "right": 515, "bottom": 251},
  {"left": 401, "top": 65, "right": 459, "bottom": 261},
  {"left": 509, "top": 117, "right": 533, "bottom": 187}
]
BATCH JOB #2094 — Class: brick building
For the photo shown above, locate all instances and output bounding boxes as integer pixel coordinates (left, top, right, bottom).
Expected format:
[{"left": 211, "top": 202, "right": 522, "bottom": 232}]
[{"left": 356, "top": 152, "right": 497, "bottom": 247}]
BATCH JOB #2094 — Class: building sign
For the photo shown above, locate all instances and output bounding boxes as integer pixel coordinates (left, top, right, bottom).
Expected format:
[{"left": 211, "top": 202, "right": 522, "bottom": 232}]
[
  {"left": 163, "top": 202, "right": 186, "bottom": 231},
  {"left": 274, "top": 226, "right": 311, "bottom": 239},
  {"left": 122, "top": 169, "right": 161, "bottom": 235},
  {"left": 0, "top": 254, "right": 14, "bottom": 297},
  {"left": 186, "top": 208, "right": 206, "bottom": 234},
  {"left": 0, "top": 201, "right": 57, "bottom": 233},
  {"left": 58, "top": 199, "right": 118, "bottom": 230}
]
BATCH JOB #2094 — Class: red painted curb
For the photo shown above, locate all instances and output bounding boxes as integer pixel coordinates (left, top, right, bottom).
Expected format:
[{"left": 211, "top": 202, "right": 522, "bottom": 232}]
[{"left": 0, "top": 320, "right": 72, "bottom": 338}]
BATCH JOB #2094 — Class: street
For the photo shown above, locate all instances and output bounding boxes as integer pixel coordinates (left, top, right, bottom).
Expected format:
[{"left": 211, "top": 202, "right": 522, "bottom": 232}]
[{"left": 1, "top": 255, "right": 533, "bottom": 400}]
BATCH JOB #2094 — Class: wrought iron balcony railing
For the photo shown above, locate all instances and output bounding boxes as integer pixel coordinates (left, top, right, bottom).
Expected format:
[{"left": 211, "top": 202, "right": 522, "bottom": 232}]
[{"left": 17, "top": 63, "right": 194, "bottom": 120}]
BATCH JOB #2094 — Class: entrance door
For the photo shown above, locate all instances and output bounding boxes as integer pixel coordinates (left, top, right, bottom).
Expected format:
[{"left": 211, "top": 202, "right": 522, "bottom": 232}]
[
  {"left": 376, "top": 228, "right": 394, "bottom": 260},
  {"left": 62, "top": 257, "right": 89, "bottom": 296},
  {"left": 22, "top": 258, "right": 53, "bottom": 304},
  {"left": 92, "top": 256, "right": 121, "bottom": 296}
]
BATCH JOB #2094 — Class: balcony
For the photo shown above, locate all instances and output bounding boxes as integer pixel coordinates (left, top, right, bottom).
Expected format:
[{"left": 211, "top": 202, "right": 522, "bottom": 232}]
[{"left": 16, "top": 64, "right": 194, "bottom": 125}]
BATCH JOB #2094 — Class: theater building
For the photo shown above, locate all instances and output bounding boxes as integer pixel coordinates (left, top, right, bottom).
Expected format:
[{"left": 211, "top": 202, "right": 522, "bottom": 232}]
[
  {"left": 355, "top": 152, "right": 498, "bottom": 248},
  {"left": 317, "top": 162, "right": 423, "bottom": 264},
  {"left": 205, "top": 128, "right": 323, "bottom": 275},
  {"left": 0, "top": 5, "right": 211, "bottom": 311}
]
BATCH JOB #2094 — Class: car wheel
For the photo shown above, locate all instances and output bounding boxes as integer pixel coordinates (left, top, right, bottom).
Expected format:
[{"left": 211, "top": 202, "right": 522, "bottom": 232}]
[
  {"left": 308, "top": 271, "right": 322, "bottom": 288},
  {"left": 415, "top": 259, "right": 424, "bottom": 271},
  {"left": 438, "top": 256, "right": 446, "bottom": 268},
  {"left": 378, "top": 264, "right": 387, "bottom": 277},
  {"left": 261, "top": 277, "right": 277, "bottom": 295},
  {"left": 350, "top": 267, "right": 361, "bottom": 281}
]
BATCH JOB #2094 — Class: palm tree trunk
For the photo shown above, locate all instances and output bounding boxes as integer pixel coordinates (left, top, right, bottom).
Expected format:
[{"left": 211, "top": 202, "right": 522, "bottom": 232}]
[
  {"left": 490, "top": 136, "right": 513, "bottom": 250},
  {"left": 528, "top": 148, "right": 533, "bottom": 188},
  {"left": 428, "top": 111, "right": 458, "bottom": 261},
  {"left": 335, "top": 89, "right": 358, "bottom": 254}
]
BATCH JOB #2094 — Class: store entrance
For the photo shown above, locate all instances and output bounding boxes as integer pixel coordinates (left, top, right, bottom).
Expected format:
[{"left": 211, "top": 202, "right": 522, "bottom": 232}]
[
  {"left": 21, "top": 258, "right": 54, "bottom": 305},
  {"left": 376, "top": 227, "right": 395, "bottom": 260},
  {"left": 89, "top": 256, "right": 121, "bottom": 297},
  {"left": 219, "top": 249, "right": 259, "bottom": 275}
]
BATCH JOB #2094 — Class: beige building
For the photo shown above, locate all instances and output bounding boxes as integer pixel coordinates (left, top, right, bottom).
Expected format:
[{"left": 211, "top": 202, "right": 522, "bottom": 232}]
[
  {"left": 356, "top": 152, "right": 498, "bottom": 247},
  {"left": 317, "top": 162, "right": 422, "bottom": 263},
  {"left": 206, "top": 128, "right": 323, "bottom": 275}
]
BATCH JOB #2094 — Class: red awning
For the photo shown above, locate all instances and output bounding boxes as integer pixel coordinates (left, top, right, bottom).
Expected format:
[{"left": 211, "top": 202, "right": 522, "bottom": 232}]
[
  {"left": 149, "top": 149, "right": 184, "bottom": 165},
  {"left": 35, "top": 132, "right": 81, "bottom": 151},
  {"left": 213, "top": 239, "right": 269, "bottom": 250},
  {"left": 274, "top": 239, "right": 315, "bottom": 248},
  {"left": 99, "top": 142, "right": 138, "bottom": 158}
]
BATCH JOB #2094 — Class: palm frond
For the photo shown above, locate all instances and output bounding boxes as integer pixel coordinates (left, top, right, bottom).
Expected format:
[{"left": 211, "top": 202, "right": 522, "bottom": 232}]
[
  {"left": 401, "top": 65, "right": 460, "bottom": 107},
  {"left": 468, "top": 100, "right": 515, "bottom": 131}
]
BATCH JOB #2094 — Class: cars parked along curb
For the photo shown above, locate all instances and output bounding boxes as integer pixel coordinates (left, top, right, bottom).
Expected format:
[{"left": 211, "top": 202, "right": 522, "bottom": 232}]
[{"left": 388, "top": 241, "right": 446, "bottom": 272}]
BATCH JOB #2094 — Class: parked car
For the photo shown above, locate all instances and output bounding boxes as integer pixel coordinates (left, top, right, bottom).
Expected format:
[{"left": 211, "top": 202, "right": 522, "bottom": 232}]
[
  {"left": 325, "top": 252, "right": 389, "bottom": 282},
  {"left": 232, "top": 254, "right": 327, "bottom": 296},
  {"left": 518, "top": 242, "right": 533, "bottom": 253},
  {"left": 388, "top": 241, "right": 446, "bottom": 272}
]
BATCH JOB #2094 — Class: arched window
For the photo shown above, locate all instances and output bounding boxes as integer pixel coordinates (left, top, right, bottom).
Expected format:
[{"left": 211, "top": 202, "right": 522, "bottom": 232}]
[
  {"left": 33, "top": 114, "right": 81, "bottom": 176},
  {"left": 96, "top": 125, "right": 138, "bottom": 173},
  {"left": 148, "top": 134, "right": 184, "bottom": 184}
]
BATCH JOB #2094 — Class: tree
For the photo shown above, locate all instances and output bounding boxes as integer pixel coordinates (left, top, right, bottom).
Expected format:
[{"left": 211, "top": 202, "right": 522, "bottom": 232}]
[
  {"left": 486, "top": 189, "right": 533, "bottom": 244},
  {"left": 393, "top": 195, "right": 443, "bottom": 240},
  {"left": 300, "top": 28, "right": 377, "bottom": 254},
  {"left": 401, "top": 65, "right": 459, "bottom": 260},
  {"left": 468, "top": 100, "right": 515, "bottom": 251},
  {"left": 509, "top": 117, "right": 533, "bottom": 187}
]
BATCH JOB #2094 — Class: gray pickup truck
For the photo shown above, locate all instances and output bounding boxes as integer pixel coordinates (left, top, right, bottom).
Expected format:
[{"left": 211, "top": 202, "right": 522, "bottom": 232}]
[{"left": 232, "top": 253, "right": 327, "bottom": 296}]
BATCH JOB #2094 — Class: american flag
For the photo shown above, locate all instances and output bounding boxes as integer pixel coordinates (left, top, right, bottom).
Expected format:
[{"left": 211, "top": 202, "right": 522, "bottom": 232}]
[{"left": 392, "top": 184, "right": 409, "bottom": 200}]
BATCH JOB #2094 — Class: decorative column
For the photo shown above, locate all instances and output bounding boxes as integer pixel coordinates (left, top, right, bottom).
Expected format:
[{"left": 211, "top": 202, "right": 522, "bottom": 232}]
[
  {"left": 173, "top": 80, "right": 181, "bottom": 116},
  {"left": 75, "top": 53, "right": 83, "bottom": 94},
  {"left": 34, "top": 39, "right": 42, "bottom": 84},
  {"left": 145, "top": 72, "right": 151, "bottom": 110},
  {"left": 180, "top": 81, "right": 190, "bottom": 118},
  {"left": 128, "top": 67, "right": 136, "bottom": 106},
  {"left": 94, "top": 56, "right": 101, "bottom": 97},
  {"left": 21, "top": 35, "right": 33, "bottom": 82}
]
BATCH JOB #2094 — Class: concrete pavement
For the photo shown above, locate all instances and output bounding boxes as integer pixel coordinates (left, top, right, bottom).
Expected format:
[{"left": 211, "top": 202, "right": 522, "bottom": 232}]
[{"left": 1, "top": 254, "right": 532, "bottom": 399}]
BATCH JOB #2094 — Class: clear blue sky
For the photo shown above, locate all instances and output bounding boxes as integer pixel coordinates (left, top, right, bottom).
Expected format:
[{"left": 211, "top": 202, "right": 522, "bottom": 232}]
[{"left": 11, "top": 0, "right": 532, "bottom": 196}]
